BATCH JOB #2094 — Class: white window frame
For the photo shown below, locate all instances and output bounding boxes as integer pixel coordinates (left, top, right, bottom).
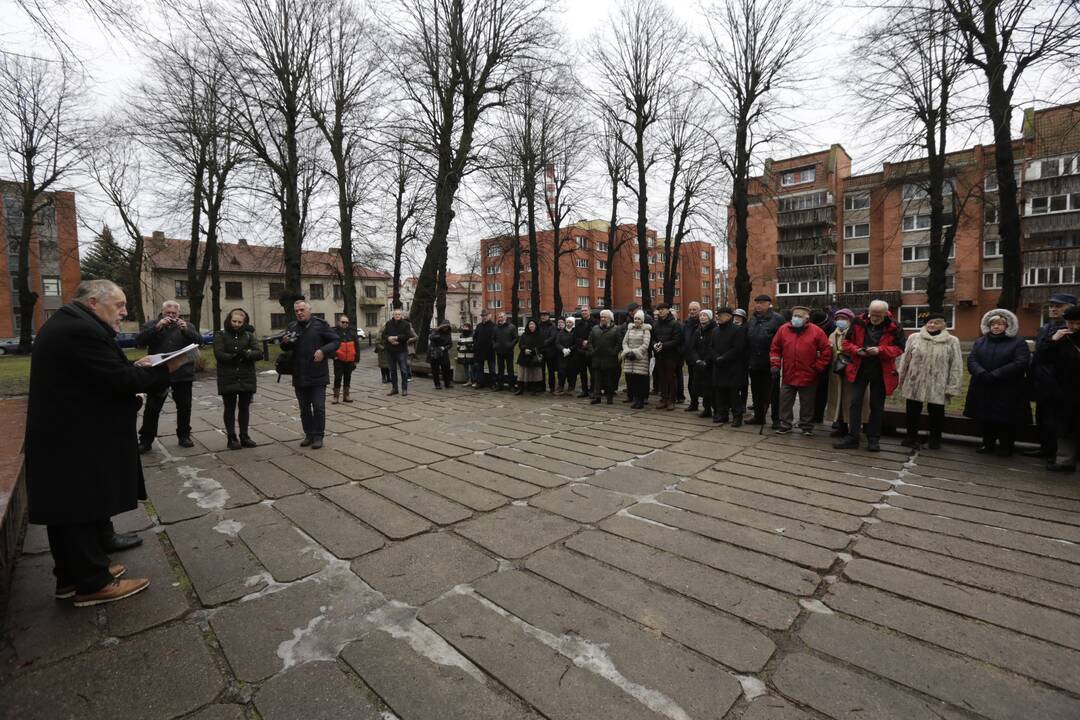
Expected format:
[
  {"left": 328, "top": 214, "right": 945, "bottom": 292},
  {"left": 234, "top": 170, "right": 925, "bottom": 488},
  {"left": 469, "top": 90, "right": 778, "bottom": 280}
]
[
  {"left": 844, "top": 251, "right": 870, "bottom": 267},
  {"left": 491, "top": 299, "right": 502, "bottom": 309},
  {"left": 634, "top": 287, "right": 642, "bottom": 297},
  {"left": 983, "top": 272, "right": 1004, "bottom": 290},
  {"left": 487, "top": 264, "right": 502, "bottom": 275},
  {"left": 597, "top": 278, "right": 606, "bottom": 289},
  {"left": 575, "top": 236, "right": 589, "bottom": 250},
  {"left": 844, "top": 192, "right": 870, "bottom": 211},
  {"left": 901, "top": 275, "right": 954, "bottom": 293},
  {"left": 576, "top": 277, "right": 589, "bottom": 288},
  {"left": 983, "top": 239, "right": 1002, "bottom": 258},
  {"left": 575, "top": 258, "right": 589, "bottom": 269},
  {"left": 486, "top": 245, "right": 502, "bottom": 257},
  {"left": 781, "top": 167, "right": 816, "bottom": 187},
  {"left": 577, "top": 295, "right": 589, "bottom": 306},
  {"left": 776, "top": 280, "right": 828, "bottom": 296},
  {"left": 1023, "top": 265, "right": 1078, "bottom": 287},
  {"left": 597, "top": 241, "right": 609, "bottom": 253},
  {"left": 596, "top": 259, "right": 608, "bottom": 270}
]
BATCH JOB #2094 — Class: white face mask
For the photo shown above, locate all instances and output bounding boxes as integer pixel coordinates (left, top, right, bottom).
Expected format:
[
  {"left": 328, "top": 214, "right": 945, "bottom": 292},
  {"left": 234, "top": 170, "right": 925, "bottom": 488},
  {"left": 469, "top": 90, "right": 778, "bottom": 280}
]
[{"left": 835, "top": 319, "right": 849, "bottom": 331}]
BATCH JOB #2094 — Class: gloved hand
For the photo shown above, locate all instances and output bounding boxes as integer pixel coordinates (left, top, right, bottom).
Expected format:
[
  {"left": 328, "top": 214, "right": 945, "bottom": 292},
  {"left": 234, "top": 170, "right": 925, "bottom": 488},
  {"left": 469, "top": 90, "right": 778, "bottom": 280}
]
[
  {"left": 695, "top": 360, "right": 705, "bottom": 367},
  {"left": 562, "top": 348, "right": 570, "bottom": 357}
]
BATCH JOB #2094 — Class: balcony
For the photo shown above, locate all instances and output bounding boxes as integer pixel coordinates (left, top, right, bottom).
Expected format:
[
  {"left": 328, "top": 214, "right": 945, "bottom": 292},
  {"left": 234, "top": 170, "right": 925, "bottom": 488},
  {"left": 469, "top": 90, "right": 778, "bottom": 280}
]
[
  {"left": 777, "top": 205, "right": 835, "bottom": 228},
  {"left": 834, "top": 290, "right": 902, "bottom": 312},
  {"left": 1022, "top": 211, "right": 1080, "bottom": 235},
  {"left": 1021, "top": 246, "right": 1080, "bottom": 266},
  {"left": 776, "top": 293, "right": 833, "bottom": 309},
  {"left": 776, "top": 263, "right": 835, "bottom": 283},
  {"left": 1023, "top": 284, "right": 1080, "bottom": 307},
  {"left": 776, "top": 236, "right": 835, "bottom": 255}
]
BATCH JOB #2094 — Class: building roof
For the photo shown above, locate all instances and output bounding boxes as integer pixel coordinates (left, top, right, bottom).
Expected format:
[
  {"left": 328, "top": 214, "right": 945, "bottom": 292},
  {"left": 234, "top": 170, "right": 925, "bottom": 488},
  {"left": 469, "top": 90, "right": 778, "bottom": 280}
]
[{"left": 144, "top": 236, "right": 390, "bottom": 280}]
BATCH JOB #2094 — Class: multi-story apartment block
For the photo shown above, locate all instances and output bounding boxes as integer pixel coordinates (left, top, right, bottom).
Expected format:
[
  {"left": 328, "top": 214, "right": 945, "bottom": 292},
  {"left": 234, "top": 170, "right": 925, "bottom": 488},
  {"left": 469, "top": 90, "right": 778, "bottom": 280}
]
[
  {"left": 141, "top": 234, "right": 391, "bottom": 336},
  {"left": 0, "top": 182, "right": 81, "bottom": 337},
  {"left": 479, "top": 220, "right": 716, "bottom": 318},
  {"left": 727, "top": 102, "right": 1080, "bottom": 340}
]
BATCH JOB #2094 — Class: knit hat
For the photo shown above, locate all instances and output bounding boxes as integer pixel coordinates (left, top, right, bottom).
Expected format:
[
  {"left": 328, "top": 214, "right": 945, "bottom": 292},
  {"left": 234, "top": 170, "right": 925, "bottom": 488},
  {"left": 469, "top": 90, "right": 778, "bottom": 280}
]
[
  {"left": 1064, "top": 306, "right": 1080, "bottom": 321},
  {"left": 833, "top": 308, "right": 854, "bottom": 320}
]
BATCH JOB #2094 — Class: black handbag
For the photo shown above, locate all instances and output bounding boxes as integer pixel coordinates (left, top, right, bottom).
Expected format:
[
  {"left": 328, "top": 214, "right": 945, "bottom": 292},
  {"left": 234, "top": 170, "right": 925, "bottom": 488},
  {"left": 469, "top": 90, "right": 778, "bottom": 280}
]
[{"left": 833, "top": 353, "right": 851, "bottom": 375}]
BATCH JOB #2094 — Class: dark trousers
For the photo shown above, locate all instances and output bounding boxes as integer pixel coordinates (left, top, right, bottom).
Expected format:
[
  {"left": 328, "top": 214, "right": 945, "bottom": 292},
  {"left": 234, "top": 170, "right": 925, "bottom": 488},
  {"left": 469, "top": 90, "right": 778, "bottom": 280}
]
[
  {"left": 496, "top": 353, "right": 516, "bottom": 387},
  {"left": 388, "top": 352, "right": 410, "bottom": 389},
  {"left": 576, "top": 358, "right": 591, "bottom": 393},
  {"left": 543, "top": 357, "right": 558, "bottom": 391},
  {"left": 1035, "top": 402, "right": 1059, "bottom": 456},
  {"left": 749, "top": 367, "right": 780, "bottom": 422},
  {"left": 849, "top": 362, "right": 886, "bottom": 441},
  {"left": 686, "top": 365, "right": 700, "bottom": 404},
  {"left": 140, "top": 381, "right": 193, "bottom": 441},
  {"left": 813, "top": 370, "right": 830, "bottom": 422},
  {"left": 594, "top": 367, "right": 619, "bottom": 399},
  {"left": 905, "top": 399, "right": 945, "bottom": 442},
  {"left": 657, "top": 354, "right": 679, "bottom": 403},
  {"left": 294, "top": 385, "right": 327, "bottom": 438},
  {"left": 475, "top": 353, "right": 496, "bottom": 386},
  {"left": 47, "top": 521, "right": 113, "bottom": 594},
  {"left": 333, "top": 361, "right": 355, "bottom": 390},
  {"left": 432, "top": 357, "right": 453, "bottom": 387},
  {"left": 223, "top": 391, "right": 253, "bottom": 439},
  {"left": 676, "top": 364, "right": 685, "bottom": 402},
  {"left": 714, "top": 386, "right": 744, "bottom": 420},
  {"left": 982, "top": 422, "right": 1015, "bottom": 453},
  {"left": 558, "top": 358, "right": 574, "bottom": 388},
  {"left": 626, "top": 373, "right": 650, "bottom": 403}
]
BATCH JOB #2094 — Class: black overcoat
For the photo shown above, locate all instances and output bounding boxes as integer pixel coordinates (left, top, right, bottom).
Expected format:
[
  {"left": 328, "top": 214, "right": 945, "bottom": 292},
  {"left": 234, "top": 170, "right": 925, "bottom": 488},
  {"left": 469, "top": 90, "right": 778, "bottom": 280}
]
[
  {"left": 963, "top": 333, "right": 1032, "bottom": 425},
  {"left": 709, "top": 320, "right": 749, "bottom": 388},
  {"left": 213, "top": 311, "right": 262, "bottom": 395},
  {"left": 26, "top": 303, "right": 170, "bottom": 525},
  {"left": 281, "top": 317, "right": 340, "bottom": 388}
]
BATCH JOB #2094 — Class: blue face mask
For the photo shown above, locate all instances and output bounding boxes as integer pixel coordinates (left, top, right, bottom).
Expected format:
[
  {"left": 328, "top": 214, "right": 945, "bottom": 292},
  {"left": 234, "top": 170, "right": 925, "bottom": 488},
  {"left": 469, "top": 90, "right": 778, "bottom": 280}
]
[
  {"left": 835, "top": 319, "right": 849, "bottom": 331},
  {"left": 791, "top": 316, "right": 805, "bottom": 328}
]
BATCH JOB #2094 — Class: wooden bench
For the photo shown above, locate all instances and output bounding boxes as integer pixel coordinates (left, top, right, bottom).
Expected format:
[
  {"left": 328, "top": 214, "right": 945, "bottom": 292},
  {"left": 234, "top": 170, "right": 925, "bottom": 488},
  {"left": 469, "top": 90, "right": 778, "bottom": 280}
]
[
  {"left": 882, "top": 406, "right": 1038, "bottom": 444},
  {"left": 0, "top": 398, "right": 28, "bottom": 593}
]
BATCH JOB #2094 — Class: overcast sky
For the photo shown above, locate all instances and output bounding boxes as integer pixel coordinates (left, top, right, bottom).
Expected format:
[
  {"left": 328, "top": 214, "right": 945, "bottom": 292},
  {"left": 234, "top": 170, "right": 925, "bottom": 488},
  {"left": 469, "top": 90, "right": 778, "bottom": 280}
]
[{"left": 1, "top": 0, "right": 1071, "bottom": 274}]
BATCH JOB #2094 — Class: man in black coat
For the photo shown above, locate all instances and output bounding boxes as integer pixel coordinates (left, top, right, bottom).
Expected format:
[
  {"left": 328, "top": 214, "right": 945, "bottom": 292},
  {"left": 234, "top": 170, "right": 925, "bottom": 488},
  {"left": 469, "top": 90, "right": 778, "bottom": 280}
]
[
  {"left": 382, "top": 307, "right": 417, "bottom": 396},
  {"left": 709, "top": 307, "right": 749, "bottom": 426},
  {"left": 472, "top": 309, "right": 497, "bottom": 388},
  {"left": 571, "top": 306, "right": 595, "bottom": 397},
  {"left": 280, "top": 299, "right": 340, "bottom": 449},
  {"left": 1028, "top": 293, "right": 1077, "bottom": 459},
  {"left": 136, "top": 300, "right": 203, "bottom": 452},
  {"left": 746, "top": 294, "right": 785, "bottom": 428},
  {"left": 493, "top": 312, "right": 518, "bottom": 390},
  {"left": 1045, "top": 305, "right": 1080, "bottom": 472},
  {"left": 27, "top": 280, "right": 192, "bottom": 606},
  {"left": 537, "top": 311, "right": 559, "bottom": 393},
  {"left": 651, "top": 303, "right": 683, "bottom": 410},
  {"left": 682, "top": 301, "right": 702, "bottom": 411}
]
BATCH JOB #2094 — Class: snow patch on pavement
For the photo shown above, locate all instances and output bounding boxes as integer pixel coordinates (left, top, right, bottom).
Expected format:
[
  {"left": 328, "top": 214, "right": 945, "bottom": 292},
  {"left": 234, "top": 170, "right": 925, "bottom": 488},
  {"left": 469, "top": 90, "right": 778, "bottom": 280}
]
[
  {"left": 178, "top": 466, "right": 230, "bottom": 510},
  {"left": 213, "top": 519, "right": 243, "bottom": 537},
  {"left": 799, "top": 598, "right": 834, "bottom": 615},
  {"left": 365, "top": 600, "right": 486, "bottom": 683},
  {"left": 737, "top": 675, "right": 768, "bottom": 701}
]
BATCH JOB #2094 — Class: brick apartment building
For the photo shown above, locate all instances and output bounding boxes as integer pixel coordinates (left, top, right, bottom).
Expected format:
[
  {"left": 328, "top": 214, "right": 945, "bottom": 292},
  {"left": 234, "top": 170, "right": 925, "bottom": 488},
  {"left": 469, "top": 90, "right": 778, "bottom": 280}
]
[
  {"left": 479, "top": 220, "right": 717, "bottom": 318},
  {"left": 0, "top": 182, "right": 81, "bottom": 337},
  {"left": 727, "top": 102, "right": 1080, "bottom": 340},
  {"left": 141, "top": 234, "right": 391, "bottom": 336}
]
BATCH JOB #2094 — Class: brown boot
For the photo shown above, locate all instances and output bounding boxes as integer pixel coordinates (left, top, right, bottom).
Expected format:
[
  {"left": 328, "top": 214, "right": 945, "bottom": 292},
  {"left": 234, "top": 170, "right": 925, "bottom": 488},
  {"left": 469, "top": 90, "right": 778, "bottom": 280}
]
[
  {"left": 73, "top": 577, "right": 150, "bottom": 607},
  {"left": 342, "top": 388, "right": 353, "bottom": 403},
  {"left": 332, "top": 388, "right": 340, "bottom": 404},
  {"left": 56, "top": 563, "right": 127, "bottom": 599}
]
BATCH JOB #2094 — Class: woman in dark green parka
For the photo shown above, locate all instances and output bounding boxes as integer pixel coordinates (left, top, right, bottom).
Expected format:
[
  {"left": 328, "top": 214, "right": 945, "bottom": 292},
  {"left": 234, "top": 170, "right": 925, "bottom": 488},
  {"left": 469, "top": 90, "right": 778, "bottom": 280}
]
[{"left": 213, "top": 308, "right": 263, "bottom": 450}]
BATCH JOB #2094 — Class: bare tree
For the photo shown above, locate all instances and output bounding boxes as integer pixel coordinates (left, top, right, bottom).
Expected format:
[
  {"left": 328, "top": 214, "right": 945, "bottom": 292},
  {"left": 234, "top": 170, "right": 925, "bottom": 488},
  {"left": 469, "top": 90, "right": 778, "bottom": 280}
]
[
  {"left": 393, "top": 0, "right": 553, "bottom": 347},
  {"left": 384, "top": 132, "right": 429, "bottom": 311},
  {"left": 0, "top": 54, "right": 87, "bottom": 352},
  {"left": 701, "top": 0, "right": 820, "bottom": 310},
  {"left": 942, "top": 0, "right": 1080, "bottom": 310},
  {"left": 309, "top": 0, "right": 382, "bottom": 324},
  {"left": 596, "top": 113, "right": 634, "bottom": 310},
  {"left": 482, "top": 140, "right": 527, "bottom": 326},
  {"left": 593, "top": 0, "right": 687, "bottom": 312},
  {"left": 852, "top": 3, "right": 972, "bottom": 314}
]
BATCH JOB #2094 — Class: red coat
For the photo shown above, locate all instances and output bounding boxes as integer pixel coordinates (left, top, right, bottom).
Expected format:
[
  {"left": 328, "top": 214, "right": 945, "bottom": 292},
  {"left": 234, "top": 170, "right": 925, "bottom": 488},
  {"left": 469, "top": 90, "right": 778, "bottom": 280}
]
[
  {"left": 769, "top": 322, "right": 833, "bottom": 387},
  {"left": 842, "top": 313, "right": 906, "bottom": 395}
]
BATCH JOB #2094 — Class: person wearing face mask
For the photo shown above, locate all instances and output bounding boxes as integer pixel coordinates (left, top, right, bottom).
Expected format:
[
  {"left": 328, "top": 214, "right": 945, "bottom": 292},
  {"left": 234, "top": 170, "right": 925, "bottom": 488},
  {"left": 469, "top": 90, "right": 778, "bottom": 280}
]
[
  {"left": 834, "top": 300, "right": 906, "bottom": 452},
  {"left": 769, "top": 306, "right": 832, "bottom": 435},
  {"left": 897, "top": 313, "right": 963, "bottom": 449},
  {"left": 963, "top": 309, "right": 1031, "bottom": 457},
  {"left": 621, "top": 310, "right": 652, "bottom": 408},
  {"left": 823, "top": 308, "right": 866, "bottom": 438}
]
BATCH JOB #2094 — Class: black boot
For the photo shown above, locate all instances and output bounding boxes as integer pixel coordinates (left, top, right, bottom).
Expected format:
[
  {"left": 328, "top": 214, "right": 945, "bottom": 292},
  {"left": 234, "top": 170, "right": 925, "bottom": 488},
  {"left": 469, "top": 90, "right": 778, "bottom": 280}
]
[
  {"left": 227, "top": 435, "right": 242, "bottom": 451},
  {"left": 240, "top": 435, "right": 257, "bottom": 448}
]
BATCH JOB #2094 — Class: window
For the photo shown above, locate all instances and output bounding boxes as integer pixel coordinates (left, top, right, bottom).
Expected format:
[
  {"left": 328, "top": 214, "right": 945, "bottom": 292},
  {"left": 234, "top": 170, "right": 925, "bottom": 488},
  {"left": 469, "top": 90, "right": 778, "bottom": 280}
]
[
  {"left": 597, "top": 241, "right": 608, "bottom": 252},
  {"left": 1024, "top": 265, "right": 1078, "bottom": 286},
  {"left": 633, "top": 271, "right": 640, "bottom": 280},
  {"left": 596, "top": 260, "right": 608, "bottom": 270},
  {"left": 577, "top": 295, "right": 589, "bottom": 306},
  {"left": 844, "top": 279, "right": 870, "bottom": 293},
  {"left": 1029, "top": 194, "right": 1080, "bottom": 215},
  {"left": 900, "top": 305, "right": 955, "bottom": 329},
  {"left": 984, "top": 205, "right": 999, "bottom": 224},
  {"left": 778, "top": 191, "right": 829, "bottom": 212},
  {"left": 595, "top": 297, "right": 605, "bottom": 307},
  {"left": 576, "top": 236, "right": 589, "bottom": 250},
  {"left": 270, "top": 313, "right": 287, "bottom": 330},
  {"left": 649, "top": 272, "right": 656, "bottom": 282},
  {"left": 901, "top": 245, "right": 951, "bottom": 262},
  {"left": 902, "top": 275, "right": 954, "bottom": 293},
  {"left": 702, "top": 280, "right": 711, "bottom": 289},
  {"left": 902, "top": 184, "right": 927, "bottom": 200},
  {"left": 41, "top": 276, "right": 61, "bottom": 296},
  {"left": 674, "top": 288, "right": 680, "bottom": 296},
  {"left": 597, "top": 278, "right": 606, "bottom": 288},
  {"left": 487, "top": 282, "right": 502, "bottom": 292},
  {"left": 984, "top": 239, "right": 1002, "bottom": 258},
  {"left": 269, "top": 282, "right": 285, "bottom": 299},
  {"left": 844, "top": 192, "right": 870, "bottom": 210},
  {"left": 491, "top": 299, "right": 502, "bottom": 309},
  {"left": 364, "top": 286, "right": 377, "bottom": 299},
  {"left": 844, "top": 223, "right": 870, "bottom": 239},
  {"left": 844, "top": 252, "right": 870, "bottom": 267},
  {"left": 985, "top": 172, "right": 998, "bottom": 192},
  {"left": 983, "top": 272, "right": 1004, "bottom": 289},
  {"left": 776, "top": 280, "right": 827, "bottom": 295},
  {"left": 308, "top": 283, "right": 324, "bottom": 300},
  {"left": 575, "top": 258, "right": 589, "bottom": 269},
  {"left": 701, "top": 296, "right": 710, "bottom": 305},
  {"left": 365, "top": 311, "right": 378, "bottom": 326},
  {"left": 175, "top": 280, "right": 190, "bottom": 298},
  {"left": 487, "top": 264, "right": 502, "bottom": 275},
  {"left": 487, "top": 245, "right": 502, "bottom": 257},
  {"left": 903, "top": 214, "right": 931, "bottom": 231},
  {"left": 576, "top": 277, "right": 590, "bottom": 288},
  {"left": 635, "top": 287, "right": 642, "bottom": 297},
  {"left": 1043, "top": 158, "right": 1062, "bottom": 178},
  {"left": 781, "top": 167, "right": 816, "bottom": 187},
  {"left": 701, "top": 250, "right": 710, "bottom": 260}
]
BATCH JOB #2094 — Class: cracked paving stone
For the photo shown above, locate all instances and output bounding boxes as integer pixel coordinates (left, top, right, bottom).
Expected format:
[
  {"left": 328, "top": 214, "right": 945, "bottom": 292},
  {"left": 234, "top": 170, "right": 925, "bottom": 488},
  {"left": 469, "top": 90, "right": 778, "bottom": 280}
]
[
  {"left": 254, "top": 661, "right": 381, "bottom": 720},
  {"left": 529, "top": 483, "right": 634, "bottom": 523},
  {"left": 455, "top": 505, "right": 580, "bottom": 559},
  {"left": 273, "top": 493, "right": 385, "bottom": 559},
  {"left": 351, "top": 533, "right": 497, "bottom": 605},
  {"left": 164, "top": 513, "right": 269, "bottom": 606}
]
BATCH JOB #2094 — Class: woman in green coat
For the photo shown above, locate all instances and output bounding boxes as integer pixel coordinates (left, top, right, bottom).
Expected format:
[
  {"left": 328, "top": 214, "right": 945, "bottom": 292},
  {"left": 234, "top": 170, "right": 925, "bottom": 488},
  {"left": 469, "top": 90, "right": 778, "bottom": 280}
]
[{"left": 213, "top": 308, "right": 263, "bottom": 450}]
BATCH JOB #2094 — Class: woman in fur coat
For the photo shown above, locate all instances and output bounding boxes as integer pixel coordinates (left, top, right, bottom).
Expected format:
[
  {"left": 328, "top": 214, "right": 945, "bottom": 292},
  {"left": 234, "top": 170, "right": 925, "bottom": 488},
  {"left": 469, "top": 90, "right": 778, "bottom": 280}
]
[
  {"left": 898, "top": 312, "right": 963, "bottom": 449},
  {"left": 620, "top": 310, "right": 652, "bottom": 409}
]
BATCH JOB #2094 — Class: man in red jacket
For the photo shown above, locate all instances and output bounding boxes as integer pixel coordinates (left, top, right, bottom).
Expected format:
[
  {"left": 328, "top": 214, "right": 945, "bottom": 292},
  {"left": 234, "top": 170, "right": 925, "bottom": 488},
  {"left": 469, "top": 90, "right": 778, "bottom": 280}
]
[
  {"left": 770, "top": 306, "right": 833, "bottom": 435},
  {"left": 833, "top": 300, "right": 906, "bottom": 452}
]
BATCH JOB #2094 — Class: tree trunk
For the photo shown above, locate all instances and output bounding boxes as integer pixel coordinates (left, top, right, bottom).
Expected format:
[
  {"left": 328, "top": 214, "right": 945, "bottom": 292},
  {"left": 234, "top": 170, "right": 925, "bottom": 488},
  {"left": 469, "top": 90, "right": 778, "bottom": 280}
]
[
  {"left": 732, "top": 120, "right": 752, "bottom": 311},
  {"left": 16, "top": 187, "right": 38, "bottom": 353},
  {"left": 436, "top": 256, "right": 448, "bottom": 324},
  {"left": 527, "top": 183, "right": 541, "bottom": 321},
  {"left": 635, "top": 129, "right": 651, "bottom": 311},
  {"left": 662, "top": 147, "right": 682, "bottom": 304},
  {"left": 410, "top": 173, "right": 455, "bottom": 351},
  {"left": 552, "top": 226, "right": 563, "bottom": 318},
  {"left": 127, "top": 232, "right": 145, "bottom": 326},
  {"left": 186, "top": 160, "right": 207, "bottom": 330},
  {"left": 605, "top": 177, "right": 619, "bottom": 310},
  {"left": 985, "top": 61, "right": 1021, "bottom": 311}
]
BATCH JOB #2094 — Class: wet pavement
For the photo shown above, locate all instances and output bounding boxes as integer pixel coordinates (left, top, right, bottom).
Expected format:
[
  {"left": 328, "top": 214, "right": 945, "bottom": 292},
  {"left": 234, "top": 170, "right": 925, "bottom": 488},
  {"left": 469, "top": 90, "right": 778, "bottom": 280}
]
[{"left": 3, "top": 358, "right": 1080, "bottom": 719}]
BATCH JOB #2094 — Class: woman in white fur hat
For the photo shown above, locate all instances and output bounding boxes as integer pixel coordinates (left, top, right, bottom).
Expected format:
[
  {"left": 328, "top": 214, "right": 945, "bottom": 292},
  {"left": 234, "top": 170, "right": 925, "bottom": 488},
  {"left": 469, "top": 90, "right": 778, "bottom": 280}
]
[{"left": 963, "top": 308, "right": 1031, "bottom": 456}]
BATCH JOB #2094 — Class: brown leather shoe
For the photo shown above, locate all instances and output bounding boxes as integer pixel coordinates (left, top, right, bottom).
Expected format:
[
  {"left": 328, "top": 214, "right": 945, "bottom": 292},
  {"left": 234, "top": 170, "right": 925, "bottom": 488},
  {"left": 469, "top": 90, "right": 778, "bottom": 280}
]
[
  {"left": 73, "top": 577, "right": 149, "bottom": 607},
  {"left": 56, "top": 564, "right": 127, "bottom": 599}
]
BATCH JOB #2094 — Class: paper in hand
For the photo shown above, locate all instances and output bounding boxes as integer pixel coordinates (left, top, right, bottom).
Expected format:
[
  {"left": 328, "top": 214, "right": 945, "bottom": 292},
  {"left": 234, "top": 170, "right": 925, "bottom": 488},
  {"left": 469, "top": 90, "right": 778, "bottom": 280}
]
[{"left": 144, "top": 343, "right": 200, "bottom": 367}]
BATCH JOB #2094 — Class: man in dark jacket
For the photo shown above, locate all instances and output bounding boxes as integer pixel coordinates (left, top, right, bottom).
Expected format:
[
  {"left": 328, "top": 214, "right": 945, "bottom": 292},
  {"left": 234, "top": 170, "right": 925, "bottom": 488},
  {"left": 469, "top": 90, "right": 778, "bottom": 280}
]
[
  {"left": 281, "top": 299, "right": 340, "bottom": 449},
  {"left": 381, "top": 307, "right": 416, "bottom": 396},
  {"left": 538, "top": 311, "right": 559, "bottom": 392},
  {"left": 682, "top": 302, "right": 702, "bottom": 411},
  {"left": 571, "top": 306, "right": 595, "bottom": 397},
  {"left": 1028, "top": 293, "right": 1077, "bottom": 459},
  {"left": 136, "top": 300, "right": 203, "bottom": 452},
  {"left": 472, "top": 309, "right": 497, "bottom": 388},
  {"left": 746, "top": 294, "right": 786, "bottom": 428},
  {"left": 27, "top": 280, "right": 192, "bottom": 606},
  {"left": 588, "top": 310, "right": 621, "bottom": 403},
  {"left": 493, "top": 312, "right": 518, "bottom": 390},
  {"left": 1045, "top": 305, "right": 1080, "bottom": 471},
  {"left": 651, "top": 303, "right": 683, "bottom": 410}
]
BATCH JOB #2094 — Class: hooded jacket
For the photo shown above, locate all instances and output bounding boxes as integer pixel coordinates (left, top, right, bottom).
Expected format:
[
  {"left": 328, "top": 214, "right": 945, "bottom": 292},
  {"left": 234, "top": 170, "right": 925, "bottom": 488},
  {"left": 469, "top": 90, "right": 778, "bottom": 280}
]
[
  {"left": 963, "top": 309, "right": 1032, "bottom": 425},
  {"left": 213, "top": 309, "right": 263, "bottom": 394},
  {"left": 517, "top": 325, "right": 543, "bottom": 367},
  {"left": 620, "top": 323, "right": 652, "bottom": 375},
  {"left": 842, "top": 312, "right": 907, "bottom": 395},
  {"left": 770, "top": 321, "right": 833, "bottom": 387}
]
